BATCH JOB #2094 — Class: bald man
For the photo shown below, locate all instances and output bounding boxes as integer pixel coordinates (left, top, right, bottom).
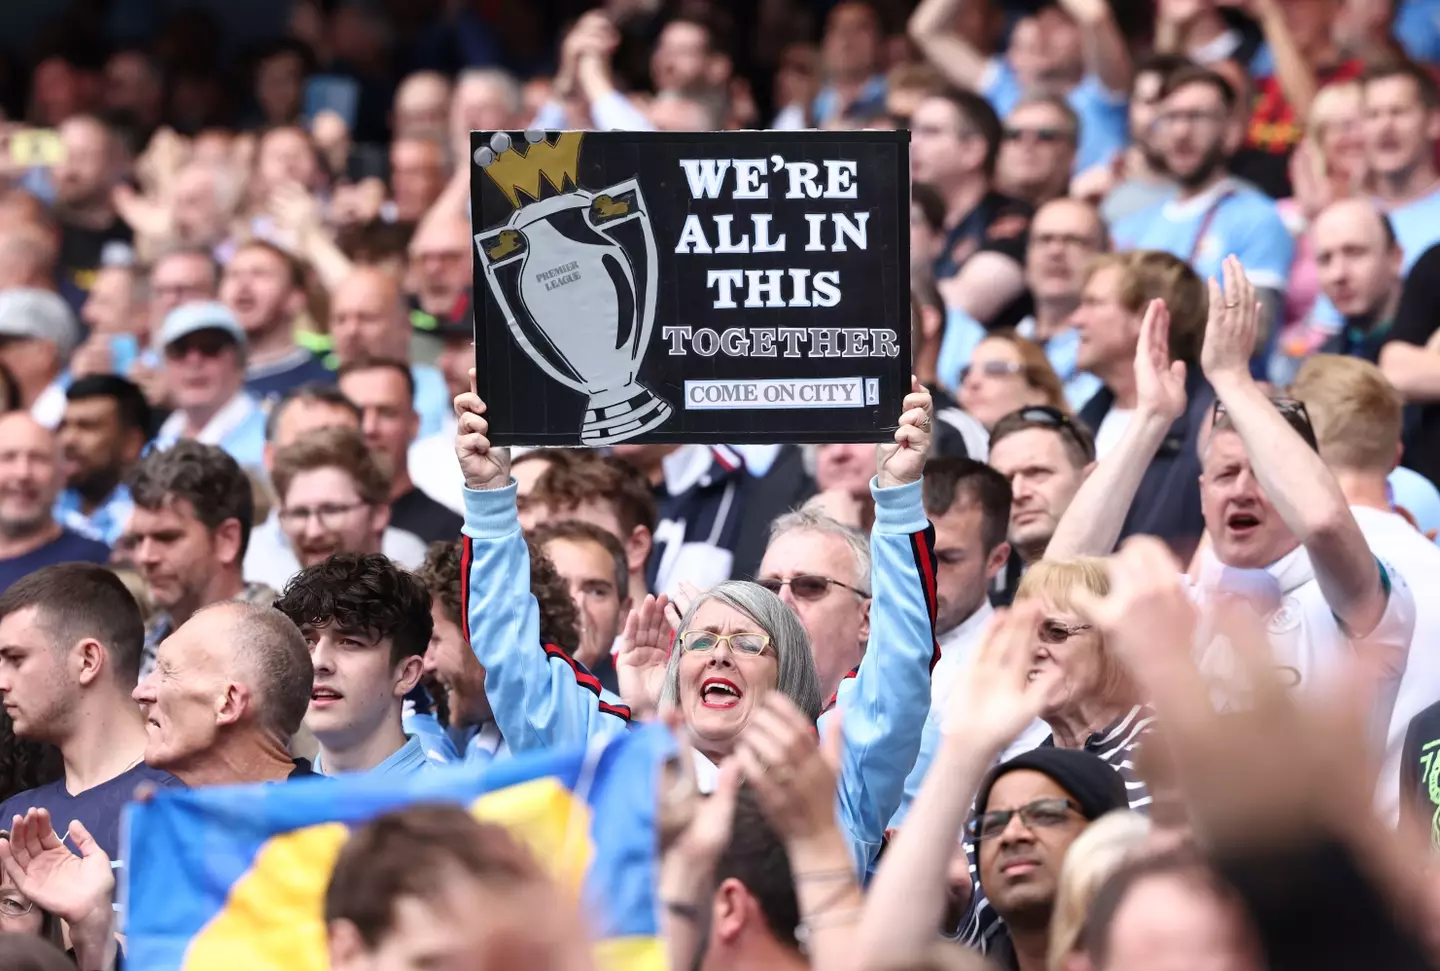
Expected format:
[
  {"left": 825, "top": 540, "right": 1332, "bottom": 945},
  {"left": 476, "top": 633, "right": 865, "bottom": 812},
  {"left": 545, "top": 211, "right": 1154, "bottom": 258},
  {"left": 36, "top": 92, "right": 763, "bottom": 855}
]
[
  {"left": 328, "top": 267, "right": 453, "bottom": 437},
  {"left": 408, "top": 212, "right": 472, "bottom": 320},
  {"left": 393, "top": 71, "right": 452, "bottom": 142},
  {"left": 1312, "top": 198, "right": 1404, "bottom": 363},
  {"left": 0, "top": 414, "right": 111, "bottom": 590},
  {"left": 132, "top": 600, "right": 315, "bottom": 785},
  {"left": 390, "top": 139, "right": 446, "bottom": 222},
  {"left": 52, "top": 115, "right": 133, "bottom": 297}
]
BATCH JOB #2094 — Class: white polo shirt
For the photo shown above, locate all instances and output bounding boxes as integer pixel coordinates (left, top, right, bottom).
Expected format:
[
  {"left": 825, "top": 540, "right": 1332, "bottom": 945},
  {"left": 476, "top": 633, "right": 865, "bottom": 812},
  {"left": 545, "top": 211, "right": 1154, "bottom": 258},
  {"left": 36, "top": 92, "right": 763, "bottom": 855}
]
[
  {"left": 1350, "top": 505, "right": 1440, "bottom": 821},
  {"left": 1190, "top": 542, "right": 1415, "bottom": 743}
]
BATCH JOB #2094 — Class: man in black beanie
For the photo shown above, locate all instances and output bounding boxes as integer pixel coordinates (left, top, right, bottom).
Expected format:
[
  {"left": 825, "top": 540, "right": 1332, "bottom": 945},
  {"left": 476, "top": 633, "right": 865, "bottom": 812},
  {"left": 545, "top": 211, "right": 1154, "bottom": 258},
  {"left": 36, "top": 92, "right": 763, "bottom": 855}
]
[{"left": 969, "top": 747, "right": 1130, "bottom": 971}]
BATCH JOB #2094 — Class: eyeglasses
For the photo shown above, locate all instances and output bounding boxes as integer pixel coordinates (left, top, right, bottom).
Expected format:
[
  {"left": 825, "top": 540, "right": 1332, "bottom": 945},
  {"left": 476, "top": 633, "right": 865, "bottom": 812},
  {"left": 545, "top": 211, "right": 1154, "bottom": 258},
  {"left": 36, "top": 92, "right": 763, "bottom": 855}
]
[
  {"left": 165, "top": 330, "right": 235, "bottom": 360},
  {"left": 0, "top": 894, "right": 33, "bottom": 918},
  {"left": 1211, "top": 397, "right": 1318, "bottom": 452},
  {"left": 969, "top": 797, "right": 1082, "bottom": 840},
  {"left": 757, "top": 575, "right": 870, "bottom": 601},
  {"left": 1039, "top": 620, "right": 1091, "bottom": 644},
  {"left": 677, "top": 630, "right": 773, "bottom": 656},
  {"left": 1003, "top": 126, "right": 1071, "bottom": 144},
  {"left": 278, "top": 502, "right": 367, "bottom": 529},
  {"left": 960, "top": 360, "right": 1027, "bottom": 385}
]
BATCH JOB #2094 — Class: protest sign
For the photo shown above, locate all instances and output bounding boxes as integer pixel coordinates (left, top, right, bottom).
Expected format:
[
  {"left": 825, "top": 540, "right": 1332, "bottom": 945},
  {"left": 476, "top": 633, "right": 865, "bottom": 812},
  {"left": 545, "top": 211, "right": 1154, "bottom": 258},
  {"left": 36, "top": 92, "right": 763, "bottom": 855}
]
[{"left": 470, "top": 129, "right": 910, "bottom": 446}]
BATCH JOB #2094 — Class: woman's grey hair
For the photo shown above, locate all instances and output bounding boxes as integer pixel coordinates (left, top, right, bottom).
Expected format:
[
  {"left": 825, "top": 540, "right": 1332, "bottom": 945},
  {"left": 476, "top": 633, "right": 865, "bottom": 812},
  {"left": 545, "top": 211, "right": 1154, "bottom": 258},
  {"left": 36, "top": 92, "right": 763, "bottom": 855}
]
[
  {"left": 661, "top": 580, "right": 823, "bottom": 722},
  {"left": 769, "top": 508, "right": 872, "bottom": 594}
]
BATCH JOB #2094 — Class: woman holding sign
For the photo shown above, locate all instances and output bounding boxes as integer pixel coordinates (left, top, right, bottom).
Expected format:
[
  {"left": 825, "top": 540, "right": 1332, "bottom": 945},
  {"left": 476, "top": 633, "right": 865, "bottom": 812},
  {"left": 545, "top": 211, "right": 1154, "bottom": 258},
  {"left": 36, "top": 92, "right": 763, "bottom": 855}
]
[{"left": 454, "top": 374, "right": 940, "bottom": 874}]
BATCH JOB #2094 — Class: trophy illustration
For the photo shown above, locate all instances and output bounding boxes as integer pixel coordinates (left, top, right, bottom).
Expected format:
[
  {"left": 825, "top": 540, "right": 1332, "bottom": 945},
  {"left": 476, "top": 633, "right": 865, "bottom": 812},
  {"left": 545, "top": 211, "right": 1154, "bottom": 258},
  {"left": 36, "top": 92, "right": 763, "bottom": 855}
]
[{"left": 474, "top": 131, "right": 672, "bottom": 445}]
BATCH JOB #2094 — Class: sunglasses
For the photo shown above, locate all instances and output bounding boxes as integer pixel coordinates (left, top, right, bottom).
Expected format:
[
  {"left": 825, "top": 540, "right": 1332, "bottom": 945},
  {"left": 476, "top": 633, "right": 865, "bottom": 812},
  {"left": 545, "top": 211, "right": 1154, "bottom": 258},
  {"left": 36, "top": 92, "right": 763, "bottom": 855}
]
[
  {"left": 757, "top": 574, "right": 869, "bottom": 601},
  {"left": 165, "top": 330, "right": 236, "bottom": 360},
  {"left": 677, "top": 630, "right": 772, "bottom": 655},
  {"left": 1211, "top": 397, "right": 1318, "bottom": 452},
  {"left": 1003, "top": 126, "right": 1070, "bottom": 144},
  {"left": 960, "top": 360, "right": 1026, "bottom": 384},
  {"left": 998, "top": 405, "right": 1097, "bottom": 461},
  {"left": 968, "top": 797, "right": 1081, "bottom": 841}
]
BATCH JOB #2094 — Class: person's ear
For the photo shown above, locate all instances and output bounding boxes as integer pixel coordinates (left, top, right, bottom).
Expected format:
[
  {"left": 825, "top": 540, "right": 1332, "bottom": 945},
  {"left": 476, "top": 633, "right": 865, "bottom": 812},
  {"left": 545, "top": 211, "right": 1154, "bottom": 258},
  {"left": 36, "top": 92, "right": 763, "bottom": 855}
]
[
  {"left": 712, "top": 878, "right": 749, "bottom": 946},
  {"left": 985, "top": 540, "right": 1012, "bottom": 581},
  {"left": 217, "top": 682, "right": 252, "bottom": 727},
  {"left": 370, "top": 502, "right": 391, "bottom": 537},
  {"left": 121, "top": 426, "right": 147, "bottom": 464},
  {"left": 857, "top": 594, "right": 871, "bottom": 645},
  {"left": 327, "top": 918, "right": 371, "bottom": 971},
  {"left": 627, "top": 525, "right": 653, "bottom": 577},
  {"left": 73, "top": 638, "right": 107, "bottom": 687},
  {"left": 213, "top": 517, "right": 244, "bottom": 568},
  {"left": 1081, "top": 460, "right": 1097, "bottom": 481},
  {"left": 394, "top": 653, "right": 424, "bottom": 697}
]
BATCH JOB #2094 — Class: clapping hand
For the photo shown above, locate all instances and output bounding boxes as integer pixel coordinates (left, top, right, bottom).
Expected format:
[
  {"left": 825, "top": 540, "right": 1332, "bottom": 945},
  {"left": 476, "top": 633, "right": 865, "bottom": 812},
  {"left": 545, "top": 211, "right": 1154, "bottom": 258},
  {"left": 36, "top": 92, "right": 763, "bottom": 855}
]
[
  {"left": 1134, "top": 298, "right": 1188, "bottom": 424},
  {"left": 453, "top": 370, "right": 511, "bottom": 492},
  {"left": 616, "top": 593, "right": 675, "bottom": 719},
  {"left": 1200, "top": 255, "right": 1261, "bottom": 389},
  {"left": 944, "top": 602, "right": 1059, "bottom": 754},
  {"left": 737, "top": 693, "right": 845, "bottom": 846},
  {"left": 877, "top": 377, "right": 934, "bottom": 490},
  {"left": 0, "top": 809, "right": 114, "bottom": 928}
]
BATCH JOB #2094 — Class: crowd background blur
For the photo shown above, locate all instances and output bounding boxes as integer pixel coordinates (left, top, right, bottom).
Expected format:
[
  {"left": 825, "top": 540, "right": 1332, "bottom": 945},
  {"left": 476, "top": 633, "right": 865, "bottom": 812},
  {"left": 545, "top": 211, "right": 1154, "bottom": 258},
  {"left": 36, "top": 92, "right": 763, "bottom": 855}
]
[{"left": 2, "top": 0, "right": 1440, "bottom": 969}]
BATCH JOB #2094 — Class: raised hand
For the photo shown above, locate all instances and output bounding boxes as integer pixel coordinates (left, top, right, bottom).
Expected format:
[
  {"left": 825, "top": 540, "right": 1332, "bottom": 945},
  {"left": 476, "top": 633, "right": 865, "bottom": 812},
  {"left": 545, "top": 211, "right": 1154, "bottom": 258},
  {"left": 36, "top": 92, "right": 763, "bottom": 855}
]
[
  {"left": 454, "top": 370, "right": 511, "bottom": 492},
  {"left": 0, "top": 809, "right": 114, "bottom": 926},
  {"left": 944, "top": 602, "right": 1058, "bottom": 753},
  {"left": 1200, "top": 255, "right": 1261, "bottom": 388},
  {"left": 877, "top": 377, "right": 934, "bottom": 490},
  {"left": 737, "top": 693, "right": 845, "bottom": 845},
  {"left": 616, "top": 593, "right": 674, "bottom": 719},
  {"left": 1133, "top": 298, "right": 1188, "bottom": 424}
]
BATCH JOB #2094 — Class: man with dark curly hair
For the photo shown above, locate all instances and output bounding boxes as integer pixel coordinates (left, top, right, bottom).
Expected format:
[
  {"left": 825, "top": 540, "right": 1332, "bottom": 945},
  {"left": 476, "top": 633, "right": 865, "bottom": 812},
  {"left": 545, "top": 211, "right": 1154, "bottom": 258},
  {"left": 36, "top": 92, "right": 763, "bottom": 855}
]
[
  {"left": 274, "top": 553, "right": 435, "bottom": 777},
  {"left": 409, "top": 537, "right": 581, "bottom": 766}
]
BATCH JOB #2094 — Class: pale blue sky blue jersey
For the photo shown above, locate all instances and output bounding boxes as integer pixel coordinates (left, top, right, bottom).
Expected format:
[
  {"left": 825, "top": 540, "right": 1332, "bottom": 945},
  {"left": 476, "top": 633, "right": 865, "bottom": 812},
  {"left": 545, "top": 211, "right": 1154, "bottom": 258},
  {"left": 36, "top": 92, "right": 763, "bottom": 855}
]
[
  {"left": 1110, "top": 178, "right": 1295, "bottom": 290},
  {"left": 460, "top": 477, "right": 939, "bottom": 875},
  {"left": 981, "top": 60, "right": 1128, "bottom": 173}
]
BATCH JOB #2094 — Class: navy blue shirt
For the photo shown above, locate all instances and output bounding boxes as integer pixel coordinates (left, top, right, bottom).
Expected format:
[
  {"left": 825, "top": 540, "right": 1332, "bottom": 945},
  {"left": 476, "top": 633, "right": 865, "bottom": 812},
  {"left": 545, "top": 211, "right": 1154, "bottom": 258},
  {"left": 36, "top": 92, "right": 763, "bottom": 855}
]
[
  {"left": 0, "top": 762, "right": 180, "bottom": 870},
  {"left": 0, "top": 529, "right": 111, "bottom": 592},
  {"left": 244, "top": 350, "right": 335, "bottom": 405}
]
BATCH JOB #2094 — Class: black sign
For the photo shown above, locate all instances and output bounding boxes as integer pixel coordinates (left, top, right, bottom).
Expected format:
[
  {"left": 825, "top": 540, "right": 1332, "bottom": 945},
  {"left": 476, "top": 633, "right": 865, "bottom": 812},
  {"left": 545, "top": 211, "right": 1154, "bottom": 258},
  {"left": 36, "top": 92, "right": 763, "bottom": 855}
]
[{"left": 470, "top": 130, "right": 910, "bottom": 446}]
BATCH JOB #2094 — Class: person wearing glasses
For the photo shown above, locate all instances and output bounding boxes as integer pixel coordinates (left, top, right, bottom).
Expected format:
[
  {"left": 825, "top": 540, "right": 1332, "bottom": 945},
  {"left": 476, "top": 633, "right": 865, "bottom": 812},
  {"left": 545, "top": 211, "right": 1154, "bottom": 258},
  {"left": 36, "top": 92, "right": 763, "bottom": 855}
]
[
  {"left": 150, "top": 300, "right": 267, "bottom": 470},
  {"left": 453, "top": 382, "right": 940, "bottom": 874},
  {"left": 271, "top": 427, "right": 395, "bottom": 576},
  {"left": 996, "top": 97, "right": 1078, "bottom": 208},
  {"left": 1056, "top": 257, "right": 1415, "bottom": 729},
  {"left": 1110, "top": 67, "right": 1293, "bottom": 359},
  {"left": 855, "top": 601, "right": 1131, "bottom": 968},
  {"left": 958, "top": 333, "right": 1069, "bottom": 430}
]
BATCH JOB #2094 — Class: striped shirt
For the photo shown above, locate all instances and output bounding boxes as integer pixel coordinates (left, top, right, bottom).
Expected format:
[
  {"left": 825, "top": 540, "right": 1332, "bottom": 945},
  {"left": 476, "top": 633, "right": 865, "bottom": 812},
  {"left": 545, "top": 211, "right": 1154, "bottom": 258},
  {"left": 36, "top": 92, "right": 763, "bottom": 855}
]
[{"left": 952, "top": 705, "right": 1157, "bottom": 954}]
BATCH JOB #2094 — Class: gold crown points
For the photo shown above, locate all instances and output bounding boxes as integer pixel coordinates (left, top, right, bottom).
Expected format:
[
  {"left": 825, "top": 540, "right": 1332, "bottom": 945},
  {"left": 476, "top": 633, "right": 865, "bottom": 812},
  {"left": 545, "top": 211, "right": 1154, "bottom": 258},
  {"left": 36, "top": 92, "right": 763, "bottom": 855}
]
[{"left": 482, "top": 132, "right": 585, "bottom": 209}]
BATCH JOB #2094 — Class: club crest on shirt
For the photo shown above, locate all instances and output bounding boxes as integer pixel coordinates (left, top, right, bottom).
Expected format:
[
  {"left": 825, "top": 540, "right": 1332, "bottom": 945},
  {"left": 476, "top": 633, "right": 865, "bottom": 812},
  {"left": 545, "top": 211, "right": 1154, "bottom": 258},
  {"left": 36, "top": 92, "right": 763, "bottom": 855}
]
[{"left": 1266, "top": 595, "right": 1301, "bottom": 634}]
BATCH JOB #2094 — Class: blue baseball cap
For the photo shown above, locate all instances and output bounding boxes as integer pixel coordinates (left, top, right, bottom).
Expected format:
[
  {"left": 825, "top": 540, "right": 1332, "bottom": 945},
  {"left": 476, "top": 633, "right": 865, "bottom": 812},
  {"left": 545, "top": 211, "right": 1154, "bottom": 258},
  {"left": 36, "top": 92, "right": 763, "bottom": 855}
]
[{"left": 160, "top": 301, "right": 247, "bottom": 350}]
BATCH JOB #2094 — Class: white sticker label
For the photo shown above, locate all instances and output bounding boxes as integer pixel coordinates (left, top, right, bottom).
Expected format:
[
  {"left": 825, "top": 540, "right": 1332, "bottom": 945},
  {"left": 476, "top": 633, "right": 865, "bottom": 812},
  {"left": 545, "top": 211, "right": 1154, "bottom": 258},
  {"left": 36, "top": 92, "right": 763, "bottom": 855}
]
[{"left": 683, "top": 378, "right": 868, "bottom": 410}]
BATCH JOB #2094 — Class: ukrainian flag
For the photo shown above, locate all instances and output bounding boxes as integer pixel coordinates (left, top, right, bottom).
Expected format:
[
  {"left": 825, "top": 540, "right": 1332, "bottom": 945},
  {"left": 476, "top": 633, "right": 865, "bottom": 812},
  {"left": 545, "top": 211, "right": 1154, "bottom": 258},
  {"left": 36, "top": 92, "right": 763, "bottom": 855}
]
[{"left": 123, "top": 726, "right": 673, "bottom": 971}]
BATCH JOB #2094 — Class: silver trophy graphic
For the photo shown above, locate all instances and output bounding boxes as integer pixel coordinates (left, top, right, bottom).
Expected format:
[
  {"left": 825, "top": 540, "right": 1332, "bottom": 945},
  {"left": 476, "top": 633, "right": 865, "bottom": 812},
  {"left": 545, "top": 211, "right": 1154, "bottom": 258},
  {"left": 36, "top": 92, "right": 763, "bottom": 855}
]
[{"left": 474, "top": 130, "right": 672, "bottom": 445}]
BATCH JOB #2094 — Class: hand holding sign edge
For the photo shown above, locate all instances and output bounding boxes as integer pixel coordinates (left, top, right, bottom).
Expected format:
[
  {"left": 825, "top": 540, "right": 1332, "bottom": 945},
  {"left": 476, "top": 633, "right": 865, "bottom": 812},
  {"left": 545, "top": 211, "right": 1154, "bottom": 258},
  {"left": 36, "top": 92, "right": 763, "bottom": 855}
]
[{"left": 454, "top": 368, "right": 513, "bottom": 492}]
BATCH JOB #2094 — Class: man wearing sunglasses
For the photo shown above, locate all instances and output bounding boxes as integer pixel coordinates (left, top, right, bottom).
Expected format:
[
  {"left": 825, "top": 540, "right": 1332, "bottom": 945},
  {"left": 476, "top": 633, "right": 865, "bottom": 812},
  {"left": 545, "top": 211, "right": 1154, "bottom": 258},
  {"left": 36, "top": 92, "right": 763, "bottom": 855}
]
[
  {"left": 996, "top": 98, "right": 1078, "bottom": 208},
  {"left": 150, "top": 301, "right": 267, "bottom": 470}
]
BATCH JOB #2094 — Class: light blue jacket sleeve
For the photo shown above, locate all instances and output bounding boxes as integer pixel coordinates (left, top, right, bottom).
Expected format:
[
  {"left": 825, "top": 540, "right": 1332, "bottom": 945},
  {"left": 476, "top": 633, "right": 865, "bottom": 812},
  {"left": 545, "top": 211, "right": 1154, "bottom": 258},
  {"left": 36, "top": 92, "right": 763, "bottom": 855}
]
[
  {"left": 821, "top": 477, "right": 939, "bottom": 873},
  {"left": 462, "top": 483, "right": 632, "bottom": 752}
]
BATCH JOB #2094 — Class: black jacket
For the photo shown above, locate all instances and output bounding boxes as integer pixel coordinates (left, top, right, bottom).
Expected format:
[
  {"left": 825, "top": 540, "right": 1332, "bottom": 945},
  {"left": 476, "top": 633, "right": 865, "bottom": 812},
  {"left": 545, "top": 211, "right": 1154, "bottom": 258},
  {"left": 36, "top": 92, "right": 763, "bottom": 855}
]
[{"left": 1076, "top": 365, "right": 1213, "bottom": 560}]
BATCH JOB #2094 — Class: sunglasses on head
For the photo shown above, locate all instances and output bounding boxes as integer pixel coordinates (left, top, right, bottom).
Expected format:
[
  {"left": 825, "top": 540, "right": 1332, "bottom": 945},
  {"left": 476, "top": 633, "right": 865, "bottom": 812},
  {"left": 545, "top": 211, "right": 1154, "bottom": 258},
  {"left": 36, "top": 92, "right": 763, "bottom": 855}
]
[
  {"left": 1211, "top": 397, "right": 1318, "bottom": 451},
  {"left": 757, "top": 574, "right": 869, "bottom": 601}
]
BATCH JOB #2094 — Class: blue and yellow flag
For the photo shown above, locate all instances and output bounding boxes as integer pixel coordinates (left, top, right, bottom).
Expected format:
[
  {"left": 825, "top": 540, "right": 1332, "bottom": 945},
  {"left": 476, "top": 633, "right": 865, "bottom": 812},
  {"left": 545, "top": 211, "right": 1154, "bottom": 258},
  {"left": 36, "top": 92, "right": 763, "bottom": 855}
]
[{"left": 123, "top": 726, "right": 673, "bottom": 971}]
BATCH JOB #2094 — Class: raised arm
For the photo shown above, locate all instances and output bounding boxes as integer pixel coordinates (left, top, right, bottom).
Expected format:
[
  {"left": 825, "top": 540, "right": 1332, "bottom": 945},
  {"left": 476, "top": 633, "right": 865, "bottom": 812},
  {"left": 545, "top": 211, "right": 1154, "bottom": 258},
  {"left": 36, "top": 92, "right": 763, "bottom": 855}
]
[
  {"left": 1046, "top": 299, "right": 1189, "bottom": 558},
  {"left": 907, "top": 0, "right": 992, "bottom": 92},
  {"left": 824, "top": 381, "right": 941, "bottom": 873},
  {"left": 1202, "top": 256, "right": 1386, "bottom": 636},
  {"left": 1251, "top": 0, "right": 1318, "bottom": 121},
  {"left": 1058, "top": 0, "right": 1133, "bottom": 94},
  {"left": 853, "top": 605, "right": 1059, "bottom": 966},
  {"left": 454, "top": 387, "right": 632, "bottom": 750}
]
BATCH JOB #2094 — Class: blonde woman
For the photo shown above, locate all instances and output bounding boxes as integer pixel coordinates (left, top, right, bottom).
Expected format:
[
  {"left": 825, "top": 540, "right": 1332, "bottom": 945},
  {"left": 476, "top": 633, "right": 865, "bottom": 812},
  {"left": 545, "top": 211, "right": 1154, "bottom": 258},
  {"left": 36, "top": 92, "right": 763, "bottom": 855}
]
[
  {"left": 959, "top": 332, "right": 1070, "bottom": 429},
  {"left": 1047, "top": 810, "right": 1152, "bottom": 971}
]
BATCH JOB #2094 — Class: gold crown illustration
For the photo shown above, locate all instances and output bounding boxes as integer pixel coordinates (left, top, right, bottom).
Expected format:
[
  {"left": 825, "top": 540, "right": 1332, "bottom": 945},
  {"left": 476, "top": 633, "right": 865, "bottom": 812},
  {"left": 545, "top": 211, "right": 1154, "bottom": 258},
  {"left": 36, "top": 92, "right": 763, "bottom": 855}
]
[{"left": 481, "top": 132, "right": 585, "bottom": 208}]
